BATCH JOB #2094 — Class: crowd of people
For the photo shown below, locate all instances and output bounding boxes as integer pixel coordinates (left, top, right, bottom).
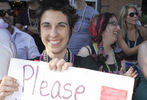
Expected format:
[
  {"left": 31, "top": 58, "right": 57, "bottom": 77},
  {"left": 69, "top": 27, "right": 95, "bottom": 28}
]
[{"left": 0, "top": 0, "right": 147, "bottom": 100}]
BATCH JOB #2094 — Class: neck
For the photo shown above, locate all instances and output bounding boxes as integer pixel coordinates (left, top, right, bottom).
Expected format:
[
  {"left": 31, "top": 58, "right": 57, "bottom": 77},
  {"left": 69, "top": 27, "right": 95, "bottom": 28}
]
[
  {"left": 74, "top": 1, "right": 87, "bottom": 10},
  {"left": 102, "top": 38, "right": 112, "bottom": 55},
  {"left": 46, "top": 48, "right": 67, "bottom": 60},
  {"left": 127, "top": 23, "right": 136, "bottom": 30},
  {"left": 8, "top": 25, "right": 14, "bottom": 35}
]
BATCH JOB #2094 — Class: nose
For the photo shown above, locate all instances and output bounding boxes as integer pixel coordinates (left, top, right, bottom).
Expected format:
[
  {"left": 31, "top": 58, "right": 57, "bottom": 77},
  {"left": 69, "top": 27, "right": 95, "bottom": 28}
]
[
  {"left": 49, "top": 26, "right": 58, "bottom": 37},
  {"left": 134, "top": 14, "right": 138, "bottom": 18}
]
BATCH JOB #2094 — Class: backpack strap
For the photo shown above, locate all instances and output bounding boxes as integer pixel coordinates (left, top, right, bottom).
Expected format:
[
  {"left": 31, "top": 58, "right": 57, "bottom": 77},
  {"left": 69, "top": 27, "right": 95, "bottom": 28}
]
[
  {"left": 85, "top": 45, "right": 92, "bottom": 55},
  {"left": 90, "top": 45, "right": 96, "bottom": 54}
]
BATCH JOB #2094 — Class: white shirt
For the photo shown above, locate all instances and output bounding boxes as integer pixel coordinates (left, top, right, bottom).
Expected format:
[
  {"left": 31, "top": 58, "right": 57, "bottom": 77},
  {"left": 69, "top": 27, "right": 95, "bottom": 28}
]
[
  {"left": 12, "top": 27, "right": 40, "bottom": 59},
  {"left": 0, "top": 19, "right": 16, "bottom": 80}
]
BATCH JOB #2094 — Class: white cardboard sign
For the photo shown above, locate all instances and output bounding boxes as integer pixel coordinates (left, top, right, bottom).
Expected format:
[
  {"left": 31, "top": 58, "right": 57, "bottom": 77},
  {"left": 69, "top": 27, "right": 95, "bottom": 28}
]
[{"left": 5, "top": 58, "right": 134, "bottom": 100}]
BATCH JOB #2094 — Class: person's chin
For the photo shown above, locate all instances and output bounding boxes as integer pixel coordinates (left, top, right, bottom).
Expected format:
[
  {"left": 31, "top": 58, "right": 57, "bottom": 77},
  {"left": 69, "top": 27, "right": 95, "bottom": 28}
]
[{"left": 50, "top": 47, "right": 60, "bottom": 52}]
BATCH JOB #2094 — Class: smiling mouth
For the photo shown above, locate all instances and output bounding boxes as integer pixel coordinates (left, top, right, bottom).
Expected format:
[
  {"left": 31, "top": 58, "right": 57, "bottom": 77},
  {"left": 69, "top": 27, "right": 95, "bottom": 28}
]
[{"left": 50, "top": 41, "right": 60, "bottom": 45}]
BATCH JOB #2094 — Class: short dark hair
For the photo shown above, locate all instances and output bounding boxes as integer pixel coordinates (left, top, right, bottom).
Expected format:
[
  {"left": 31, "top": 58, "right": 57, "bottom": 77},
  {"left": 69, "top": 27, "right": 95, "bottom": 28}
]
[{"left": 38, "top": 0, "right": 78, "bottom": 37}]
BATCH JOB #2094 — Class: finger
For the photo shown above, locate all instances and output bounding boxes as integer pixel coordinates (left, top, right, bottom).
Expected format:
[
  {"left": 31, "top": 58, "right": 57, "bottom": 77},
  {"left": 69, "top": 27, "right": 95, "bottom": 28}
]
[
  {"left": 49, "top": 58, "right": 59, "bottom": 71},
  {"left": 0, "top": 85, "right": 18, "bottom": 92},
  {"left": 120, "top": 67, "right": 124, "bottom": 75},
  {"left": 0, "top": 91, "right": 14, "bottom": 98},
  {"left": 56, "top": 59, "right": 65, "bottom": 72},
  {"left": 128, "top": 66, "right": 134, "bottom": 72},
  {"left": 131, "top": 71, "right": 138, "bottom": 78},
  {"left": 2, "top": 76, "right": 17, "bottom": 83},
  {"left": 63, "top": 62, "right": 72, "bottom": 70},
  {"left": 1, "top": 77, "right": 18, "bottom": 88},
  {"left": 1, "top": 80, "right": 18, "bottom": 88},
  {"left": 99, "top": 66, "right": 103, "bottom": 71},
  {"left": 132, "top": 73, "right": 138, "bottom": 78},
  {"left": 125, "top": 67, "right": 134, "bottom": 75}
]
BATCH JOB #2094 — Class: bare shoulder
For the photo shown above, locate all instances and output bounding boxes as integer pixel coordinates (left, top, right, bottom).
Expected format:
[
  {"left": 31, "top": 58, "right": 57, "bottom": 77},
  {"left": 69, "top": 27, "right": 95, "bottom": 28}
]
[{"left": 78, "top": 46, "right": 91, "bottom": 57}]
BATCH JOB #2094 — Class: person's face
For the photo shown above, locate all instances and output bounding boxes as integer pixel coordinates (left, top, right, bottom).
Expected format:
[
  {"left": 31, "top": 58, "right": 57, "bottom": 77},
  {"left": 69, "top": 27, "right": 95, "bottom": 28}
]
[
  {"left": 103, "top": 16, "right": 120, "bottom": 44},
  {"left": 126, "top": 7, "right": 138, "bottom": 25},
  {"left": 40, "top": 10, "right": 70, "bottom": 55},
  {"left": 138, "top": 7, "right": 142, "bottom": 17},
  {"left": 0, "top": 3, "right": 14, "bottom": 25}
]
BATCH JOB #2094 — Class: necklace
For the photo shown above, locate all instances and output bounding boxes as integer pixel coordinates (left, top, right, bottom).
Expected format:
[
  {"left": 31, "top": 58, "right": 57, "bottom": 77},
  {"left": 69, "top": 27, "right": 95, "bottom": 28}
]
[
  {"left": 92, "top": 43, "right": 99, "bottom": 54},
  {"left": 92, "top": 42, "right": 103, "bottom": 55},
  {"left": 40, "top": 49, "right": 75, "bottom": 65},
  {"left": 105, "top": 49, "right": 118, "bottom": 73},
  {"left": 92, "top": 43, "right": 118, "bottom": 72}
]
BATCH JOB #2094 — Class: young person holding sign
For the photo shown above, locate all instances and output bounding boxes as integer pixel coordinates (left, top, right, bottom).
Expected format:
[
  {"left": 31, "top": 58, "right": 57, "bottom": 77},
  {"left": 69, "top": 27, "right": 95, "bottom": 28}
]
[{"left": 0, "top": 0, "right": 99, "bottom": 99}]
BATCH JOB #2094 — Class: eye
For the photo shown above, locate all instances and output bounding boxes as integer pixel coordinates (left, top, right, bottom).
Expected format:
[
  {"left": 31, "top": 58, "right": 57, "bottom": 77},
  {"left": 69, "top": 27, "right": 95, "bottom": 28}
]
[
  {"left": 57, "top": 24, "right": 66, "bottom": 30},
  {"left": 59, "top": 24, "right": 66, "bottom": 28},
  {"left": 108, "top": 21, "right": 118, "bottom": 26},
  {"left": 42, "top": 24, "right": 50, "bottom": 29}
]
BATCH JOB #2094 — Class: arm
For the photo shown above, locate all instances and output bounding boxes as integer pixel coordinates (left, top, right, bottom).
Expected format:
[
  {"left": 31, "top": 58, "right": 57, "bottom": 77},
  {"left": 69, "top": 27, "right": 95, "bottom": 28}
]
[
  {"left": 138, "top": 41, "right": 147, "bottom": 79},
  {"left": 117, "top": 33, "right": 139, "bottom": 56},
  {"left": 28, "top": 36, "right": 40, "bottom": 59},
  {"left": 77, "top": 46, "right": 91, "bottom": 57}
]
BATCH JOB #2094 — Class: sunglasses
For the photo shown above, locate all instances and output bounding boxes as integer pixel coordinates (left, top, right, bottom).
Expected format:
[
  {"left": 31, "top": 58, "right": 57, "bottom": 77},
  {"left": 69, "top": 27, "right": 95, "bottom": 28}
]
[
  {"left": 128, "top": 12, "right": 138, "bottom": 17},
  {"left": 0, "top": 9, "right": 15, "bottom": 17}
]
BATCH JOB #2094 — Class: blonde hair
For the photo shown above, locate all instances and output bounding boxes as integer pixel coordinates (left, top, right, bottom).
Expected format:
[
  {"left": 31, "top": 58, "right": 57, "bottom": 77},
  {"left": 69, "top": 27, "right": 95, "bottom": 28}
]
[{"left": 118, "top": 3, "right": 143, "bottom": 39}]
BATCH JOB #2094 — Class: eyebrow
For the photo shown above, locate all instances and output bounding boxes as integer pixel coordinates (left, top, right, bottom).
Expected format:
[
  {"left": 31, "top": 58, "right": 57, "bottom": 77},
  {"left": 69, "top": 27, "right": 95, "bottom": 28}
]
[
  {"left": 41, "top": 22, "right": 50, "bottom": 25},
  {"left": 58, "top": 22, "right": 68, "bottom": 25},
  {"left": 41, "top": 22, "right": 68, "bottom": 26}
]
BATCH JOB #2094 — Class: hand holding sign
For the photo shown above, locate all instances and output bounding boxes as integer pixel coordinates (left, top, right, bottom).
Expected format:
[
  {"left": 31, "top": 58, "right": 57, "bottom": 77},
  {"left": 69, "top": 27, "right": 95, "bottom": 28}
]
[
  {"left": 49, "top": 58, "right": 72, "bottom": 71},
  {"left": 0, "top": 76, "right": 18, "bottom": 99},
  {"left": 0, "top": 58, "right": 71, "bottom": 100}
]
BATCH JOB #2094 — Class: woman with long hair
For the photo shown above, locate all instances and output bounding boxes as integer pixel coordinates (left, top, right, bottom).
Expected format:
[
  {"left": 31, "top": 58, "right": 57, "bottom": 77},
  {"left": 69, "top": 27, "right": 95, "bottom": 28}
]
[{"left": 118, "top": 4, "right": 147, "bottom": 63}]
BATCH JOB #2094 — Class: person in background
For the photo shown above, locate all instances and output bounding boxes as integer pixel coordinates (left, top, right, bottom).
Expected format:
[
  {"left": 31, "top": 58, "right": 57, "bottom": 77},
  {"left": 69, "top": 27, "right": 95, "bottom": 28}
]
[
  {"left": 68, "top": 0, "right": 99, "bottom": 55},
  {"left": 0, "top": 2, "right": 40, "bottom": 59},
  {"left": 78, "top": 13, "right": 137, "bottom": 77},
  {"left": 0, "top": 3, "right": 16, "bottom": 85},
  {"left": 0, "top": 0, "right": 100, "bottom": 99},
  {"left": 118, "top": 3, "right": 147, "bottom": 67},
  {"left": 134, "top": 41, "right": 147, "bottom": 100},
  {"left": 15, "top": 0, "right": 45, "bottom": 53},
  {"left": 137, "top": 5, "right": 142, "bottom": 26}
]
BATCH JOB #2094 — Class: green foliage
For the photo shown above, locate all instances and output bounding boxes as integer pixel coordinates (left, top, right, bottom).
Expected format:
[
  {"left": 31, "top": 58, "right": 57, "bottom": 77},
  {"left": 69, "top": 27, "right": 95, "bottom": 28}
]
[{"left": 139, "top": 14, "right": 147, "bottom": 25}]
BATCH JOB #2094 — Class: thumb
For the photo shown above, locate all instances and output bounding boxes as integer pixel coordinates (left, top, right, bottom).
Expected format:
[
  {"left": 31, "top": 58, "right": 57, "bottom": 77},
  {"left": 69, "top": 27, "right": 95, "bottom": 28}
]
[{"left": 120, "top": 67, "right": 124, "bottom": 75}]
